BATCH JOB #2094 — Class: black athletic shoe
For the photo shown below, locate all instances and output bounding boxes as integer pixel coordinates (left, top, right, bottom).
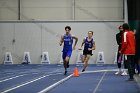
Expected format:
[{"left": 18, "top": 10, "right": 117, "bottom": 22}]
[
  {"left": 127, "top": 78, "right": 134, "bottom": 81},
  {"left": 64, "top": 71, "right": 67, "bottom": 75},
  {"left": 67, "top": 62, "right": 69, "bottom": 68},
  {"left": 82, "top": 69, "right": 85, "bottom": 72}
]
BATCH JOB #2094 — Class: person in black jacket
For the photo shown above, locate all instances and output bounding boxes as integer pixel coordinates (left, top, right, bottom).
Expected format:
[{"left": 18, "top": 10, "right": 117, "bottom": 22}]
[
  {"left": 115, "top": 25, "right": 127, "bottom": 75},
  {"left": 135, "top": 24, "right": 140, "bottom": 76}
]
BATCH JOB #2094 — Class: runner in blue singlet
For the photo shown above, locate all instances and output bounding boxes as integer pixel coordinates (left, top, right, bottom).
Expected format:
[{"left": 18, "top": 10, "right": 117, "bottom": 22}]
[{"left": 59, "top": 26, "right": 78, "bottom": 75}]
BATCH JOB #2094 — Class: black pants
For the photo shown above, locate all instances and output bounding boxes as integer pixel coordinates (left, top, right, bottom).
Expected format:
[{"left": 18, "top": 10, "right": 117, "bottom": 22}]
[
  {"left": 117, "top": 52, "right": 127, "bottom": 69},
  {"left": 126, "top": 55, "right": 135, "bottom": 79},
  {"left": 135, "top": 59, "right": 140, "bottom": 74}
]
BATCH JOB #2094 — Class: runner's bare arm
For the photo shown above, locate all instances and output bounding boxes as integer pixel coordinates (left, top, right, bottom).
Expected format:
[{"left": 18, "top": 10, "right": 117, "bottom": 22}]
[
  {"left": 79, "top": 38, "right": 86, "bottom": 50},
  {"left": 91, "top": 41, "right": 96, "bottom": 50},
  {"left": 59, "top": 35, "right": 64, "bottom": 46},
  {"left": 72, "top": 35, "right": 78, "bottom": 50}
]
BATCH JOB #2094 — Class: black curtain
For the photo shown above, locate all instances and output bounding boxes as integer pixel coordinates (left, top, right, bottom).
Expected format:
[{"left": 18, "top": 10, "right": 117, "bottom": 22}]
[
  {"left": 127, "top": 0, "right": 140, "bottom": 31},
  {"left": 128, "top": 0, "right": 140, "bottom": 61}
]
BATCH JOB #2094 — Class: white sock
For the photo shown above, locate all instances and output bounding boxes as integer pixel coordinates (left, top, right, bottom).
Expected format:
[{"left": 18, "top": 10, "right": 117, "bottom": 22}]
[
  {"left": 119, "top": 68, "right": 122, "bottom": 72},
  {"left": 123, "top": 69, "right": 127, "bottom": 73}
]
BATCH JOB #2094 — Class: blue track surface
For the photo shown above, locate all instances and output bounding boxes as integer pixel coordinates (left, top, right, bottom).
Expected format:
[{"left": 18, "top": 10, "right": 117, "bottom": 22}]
[
  {"left": 49, "top": 72, "right": 140, "bottom": 93},
  {"left": 0, "top": 64, "right": 139, "bottom": 93}
]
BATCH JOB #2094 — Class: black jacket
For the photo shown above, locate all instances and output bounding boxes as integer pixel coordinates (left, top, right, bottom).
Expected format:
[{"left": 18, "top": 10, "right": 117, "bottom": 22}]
[
  {"left": 135, "top": 31, "right": 140, "bottom": 59},
  {"left": 116, "top": 31, "right": 123, "bottom": 50}
]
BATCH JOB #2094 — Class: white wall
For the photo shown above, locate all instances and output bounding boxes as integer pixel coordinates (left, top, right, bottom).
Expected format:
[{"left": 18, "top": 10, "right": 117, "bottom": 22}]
[
  {"left": 0, "top": 0, "right": 123, "bottom": 20},
  {"left": 75, "top": 0, "right": 123, "bottom": 20},
  {"left": 0, "top": 21, "right": 123, "bottom": 64},
  {"left": 0, "top": 0, "right": 18, "bottom": 20}
]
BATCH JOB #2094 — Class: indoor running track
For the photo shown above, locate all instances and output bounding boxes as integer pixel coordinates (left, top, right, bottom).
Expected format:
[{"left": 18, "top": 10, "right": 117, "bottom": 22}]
[{"left": 0, "top": 64, "right": 140, "bottom": 93}]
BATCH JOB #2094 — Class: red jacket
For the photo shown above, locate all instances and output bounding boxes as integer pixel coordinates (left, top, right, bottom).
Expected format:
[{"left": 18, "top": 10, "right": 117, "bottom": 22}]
[{"left": 120, "top": 30, "right": 135, "bottom": 55}]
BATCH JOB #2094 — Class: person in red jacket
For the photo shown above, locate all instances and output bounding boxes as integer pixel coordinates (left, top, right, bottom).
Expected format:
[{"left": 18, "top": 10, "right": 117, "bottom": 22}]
[{"left": 120, "top": 23, "right": 136, "bottom": 81}]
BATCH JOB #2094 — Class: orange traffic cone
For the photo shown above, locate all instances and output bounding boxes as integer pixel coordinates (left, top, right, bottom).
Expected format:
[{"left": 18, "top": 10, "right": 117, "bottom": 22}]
[{"left": 73, "top": 67, "right": 79, "bottom": 77}]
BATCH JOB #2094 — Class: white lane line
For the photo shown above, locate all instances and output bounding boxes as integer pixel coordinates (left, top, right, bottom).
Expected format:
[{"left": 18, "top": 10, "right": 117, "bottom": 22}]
[
  {"left": 48, "top": 68, "right": 63, "bottom": 73},
  {"left": 0, "top": 74, "right": 27, "bottom": 83},
  {"left": 0, "top": 68, "right": 62, "bottom": 83},
  {"left": 38, "top": 74, "right": 73, "bottom": 93},
  {"left": 38, "top": 69, "right": 117, "bottom": 93},
  {"left": 93, "top": 71, "right": 107, "bottom": 93},
  {"left": 80, "top": 69, "right": 118, "bottom": 74},
  {"left": 1, "top": 73, "right": 63, "bottom": 93},
  {"left": 1, "top": 69, "right": 117, "bottom": 93},
  {"left": 0, "top": 75, "right": 17, "bottom": 80},
  {"left": 0, "top": 71, "right": 32, "bottom": 80}
]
